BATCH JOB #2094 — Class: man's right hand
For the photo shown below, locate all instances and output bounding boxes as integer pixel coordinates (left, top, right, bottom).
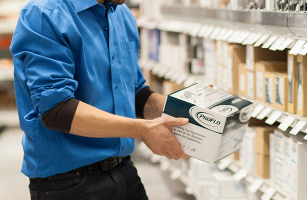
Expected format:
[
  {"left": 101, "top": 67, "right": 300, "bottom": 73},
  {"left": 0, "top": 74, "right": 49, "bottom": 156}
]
[{"left": 139, "top": 117, "right": 189, "bottom": 160}]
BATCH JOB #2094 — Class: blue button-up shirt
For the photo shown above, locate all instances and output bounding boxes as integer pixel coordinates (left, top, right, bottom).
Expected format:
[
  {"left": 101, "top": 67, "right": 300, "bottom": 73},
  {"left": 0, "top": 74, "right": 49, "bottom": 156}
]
[{"left": 10, "top": 0, "right": 147, "bottom": 178}]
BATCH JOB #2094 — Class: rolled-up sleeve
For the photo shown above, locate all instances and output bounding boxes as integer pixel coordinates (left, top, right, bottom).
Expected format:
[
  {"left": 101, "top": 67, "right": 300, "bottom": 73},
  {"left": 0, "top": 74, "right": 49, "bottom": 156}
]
[{"left": 10, "top": 6, "right": 78, "bottom": 120}]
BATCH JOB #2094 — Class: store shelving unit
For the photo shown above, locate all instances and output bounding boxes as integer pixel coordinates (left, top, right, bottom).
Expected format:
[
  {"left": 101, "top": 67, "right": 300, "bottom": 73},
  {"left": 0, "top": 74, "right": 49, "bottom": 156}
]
[{"left": 137, "top": 3, "right": 307, "bottom": 200}]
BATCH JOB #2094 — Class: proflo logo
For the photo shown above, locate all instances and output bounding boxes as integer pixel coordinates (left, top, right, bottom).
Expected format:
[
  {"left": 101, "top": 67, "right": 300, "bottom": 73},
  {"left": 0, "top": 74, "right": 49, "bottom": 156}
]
[{"left": 189, "top": 106, "right": 221, "bottom": 127}]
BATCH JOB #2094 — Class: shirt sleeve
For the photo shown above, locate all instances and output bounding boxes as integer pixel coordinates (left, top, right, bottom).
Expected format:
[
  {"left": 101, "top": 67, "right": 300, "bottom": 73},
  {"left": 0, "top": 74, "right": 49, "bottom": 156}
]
[{"left": 10, "top": 6, "right": 78, "bottom": 120}]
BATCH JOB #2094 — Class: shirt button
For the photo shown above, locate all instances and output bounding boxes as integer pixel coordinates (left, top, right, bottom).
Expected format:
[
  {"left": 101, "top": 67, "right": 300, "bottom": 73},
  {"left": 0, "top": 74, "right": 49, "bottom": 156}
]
[
  {"left": 103, "top": 27, "right": 108, "bottom": 31},
  {"left": 115, "top": 85, "right": 119, "bottom": 90},
  {"left": 122, "top": 146, "right": 125, "bottom": 150},
  {"left": 112, "top": 56, "right": 115, "bottom": 60}
]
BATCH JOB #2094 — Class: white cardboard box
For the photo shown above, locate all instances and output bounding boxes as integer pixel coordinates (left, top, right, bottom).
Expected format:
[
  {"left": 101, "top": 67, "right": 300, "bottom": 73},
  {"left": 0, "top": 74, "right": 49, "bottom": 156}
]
[
  {"left": 239, "top": 128, "right": 256, "bottom": 173},
  {"left": 283, "top": 135, "right": 291, "bottom": 193},
  {"left": 290, "top": 136, "right": 307, "bottom": 200},
  {"left": 189, "top": 158, "right": 214, "bottom": 180},
  {"left": 211, "top": 172, "right": 247, "bottom": 199},
  {"left": 269, "top": 133, "right": 275, "bottom": 182},
  {"left": 194, "top": 180, "right": 213, "bottom": 200},
  {"left": 162, "top": 83, "right": 254, "bottom": 164},
  {"left": 274, "top": 129, "right": 285, "bottom": 158}
]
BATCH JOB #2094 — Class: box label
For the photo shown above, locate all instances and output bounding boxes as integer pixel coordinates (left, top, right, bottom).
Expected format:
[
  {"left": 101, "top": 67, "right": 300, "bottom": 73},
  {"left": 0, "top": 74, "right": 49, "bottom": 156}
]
[
  {"left": 265, "top": 77, "right": 273, "bottom": 104},
  {"left": 227, "top": 58, "right": 233, "bottom": 89},
  {"left": 275, "top": 77, "right": 284, "bottom": 105},
  {"left": 246, "top": 45, "right": 254, "bottom": 71},
  {"left": 297, "top": 62, "right": 303, "bottom": 110},
  {"left": 240, "top": 74, "right": 245, "bottom": 91},
  {"left": 247, "top": 72, "right": 254, "bottom": 99},
  {"left": 256, "top": 71, "right": 264, "bottom": 99},
  {"left": 288, "top": 56, "right": 293, "bottom": 104}
]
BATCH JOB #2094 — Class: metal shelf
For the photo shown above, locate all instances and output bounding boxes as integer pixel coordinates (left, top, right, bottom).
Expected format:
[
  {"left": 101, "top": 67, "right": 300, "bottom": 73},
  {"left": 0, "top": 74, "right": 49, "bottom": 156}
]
[{"left": 218, "top": 158, "right": 292, "bottom": 200}]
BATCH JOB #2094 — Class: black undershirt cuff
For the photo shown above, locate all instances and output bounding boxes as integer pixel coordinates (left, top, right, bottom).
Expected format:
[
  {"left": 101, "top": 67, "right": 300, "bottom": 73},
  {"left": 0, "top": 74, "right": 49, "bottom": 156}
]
[
  {"left": 41, "top": 98, "right": 79, "bottom": 133},
  {"left": 135, "top": 87, "right": 154, "bottom": 119}
]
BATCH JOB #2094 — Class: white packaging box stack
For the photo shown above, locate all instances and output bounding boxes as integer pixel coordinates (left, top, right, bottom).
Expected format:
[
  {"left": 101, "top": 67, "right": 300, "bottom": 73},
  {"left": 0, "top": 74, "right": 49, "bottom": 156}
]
[
  {"left": 246, "top": 182, "right": 262, "bottom": 200},
  {"left": 189, "top": 158, "right": 214, "bottom": 180},
  {"left": 204, "top": 39, "right": 216, "bottom": 85},
  {"left": 274, "top": 129, "right": 285, "bottom": 186},
  {"left": 194, "top": 180, "right": 214, "bottom": 200},
  {"left": 290, "top": 136, "right": 307, "bottom": 200},
  {"left": 162, "top": 83, "right": 254, "bottom": 164},
  {"left": 239, "top": 128, "right": 256, "bottom": 173},
  {"left": 210, "top": 172, "right": 247, "bottom": 199},
  {"left": 269, "top": 133, "right": 275, "bottom": 182},
  {"left": 283, "top": 135, "right": 291, "bottom": 193}
]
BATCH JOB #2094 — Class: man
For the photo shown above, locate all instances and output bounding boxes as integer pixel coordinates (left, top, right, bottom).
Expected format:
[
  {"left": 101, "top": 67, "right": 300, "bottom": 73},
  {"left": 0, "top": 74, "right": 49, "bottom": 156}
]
[{"left": 10, "top": 0, "right": 188, "bottom": 199}]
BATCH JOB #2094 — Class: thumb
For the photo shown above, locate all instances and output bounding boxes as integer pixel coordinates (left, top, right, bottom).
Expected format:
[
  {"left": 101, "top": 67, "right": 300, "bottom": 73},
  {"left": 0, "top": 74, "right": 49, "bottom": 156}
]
[{"left": 166, "top": 118, "right": 189, "bottom": 126}]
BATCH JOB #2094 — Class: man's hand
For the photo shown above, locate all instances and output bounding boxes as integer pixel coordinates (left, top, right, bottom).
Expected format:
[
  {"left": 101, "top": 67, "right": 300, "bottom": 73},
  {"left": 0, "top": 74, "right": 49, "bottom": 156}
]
[{"left": 139, "top": 117, "right": 189, "bottom": 160}]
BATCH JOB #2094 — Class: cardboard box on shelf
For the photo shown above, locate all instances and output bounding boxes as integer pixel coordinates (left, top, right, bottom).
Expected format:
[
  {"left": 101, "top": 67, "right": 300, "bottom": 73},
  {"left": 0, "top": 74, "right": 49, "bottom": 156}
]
[
  {"left": 287, "top": 52, "right": 298, "bottom": 114},
  {"left": 296, "top": 54, "right": 307, "bottom": 116},
  {"left": 204, "top": 38, "right": 216, "bottom": 85},
  {"left": 256, "top": 153, "right": 270, "bottom": 178},
  {"left": 162, "top": 83, "right": 253, "bottom": 164},
  {"left": 234, "top": 150, "right": 240, "bottom": 160},
  {"left": 274, "top": 72, "right": 288, "bottom": 111},
  {"left": 255, "top": 61, "right": 287, "bottom": 103},
  {"left": 194, "top": 180, "right": 213, "bottom": 200},
  {"left": 264, "top": 71, "right": 275, "bottom": 106},
  {"left": 255, "top": 126, "right": 276, "bottom": 155},
  {"left": 227, "top": 44, "right": 246, "bottom": 95},
  {"left": 246, "top": 45, "right": 287, "bottom": 71},
  {"left": 162, "top": 81, "right": 184, "bottom": 96},
  {"left": 238, "top": 63, "right": 247, "bottom": 97},
  {"left": 189, "top": 59, "right": 205, "bottom": 75},
  {"left": 211, "top": 172, "right": 247, "bottom": 199},
  {"left": 246, "top": 70, "right": 255, "bottom": 99},
  {"left": 290, "top": 136, "right": 307, "bottom": 200}
]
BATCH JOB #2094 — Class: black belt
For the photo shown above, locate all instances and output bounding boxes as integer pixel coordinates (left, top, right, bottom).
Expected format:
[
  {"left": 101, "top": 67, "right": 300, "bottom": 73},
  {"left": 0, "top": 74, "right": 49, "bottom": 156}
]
[{"left": 77, "top": 156, "right": 129, "bottom": 172}]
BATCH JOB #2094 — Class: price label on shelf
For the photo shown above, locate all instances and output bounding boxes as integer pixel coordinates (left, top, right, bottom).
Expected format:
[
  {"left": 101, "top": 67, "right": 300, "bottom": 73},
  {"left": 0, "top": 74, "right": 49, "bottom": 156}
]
[
  {"left": 203, "top": 26, "right": 215, "bottom": 38},
  {"left": 303, "top": 135, "right": 307, "bottom": 140},
  {"left": 277, "top": 38, "right": 294, "bottom": 51},
  {"left": 249, "top": 33, "right": 263, "bottom": 45},
  {"left": 261, "top": 187, "right": 276, "bottom": 200},
  {"left": 183, "top": 77, "right": 197, "bottom": 87},
  {"left": 160, "top": 161, "right": 171, "bottom": 171},
  {"left": 164, "top": 69, "right": 176, "bottom": 80},
  {"left": 265, "top": 111, "right": 282, "bottom": 125},
  {"left": 170, "top": 72, "right": 182, "bottom": 82},
  {"left": 170, "top": 169, "right": 182, "bottom": 180},
  {"left": 262, "top": 36, "right": 278, "bottom": 48},
  {"left": 237, "top": 31, "right": 250, "bottom": 44},
  {"left": 290, "top": 121, "right": 307, "bottom": 135},
  {"left": 248, "top": 178, "right": 263, "bottom": 193},
  {"left": 228, "top": 30, "right": 241, "bottom": 43},
  {"left": 256, "top": 107, "right": 273, "bottom": 120},
  {"left": 176, "top": 74, "right": 188, "bottom": 85},
  {"left": 198, "top": 25, "right": 208, "bottom": 37},
  {"left": 270, "top": 37, "right": 286, "bottom": 51},
  {"left": 217, "top": 158, "right": 232, "bottom": 171},
  {"left": 251, "top": 104, "right": 265, "bottom": 118},
  {"left": 216, "top": 28, "right": 228, "bottom": 41},
  {"left": 289, "top": 40, "right": 306, "bottom": 55},
  {"left": 254, "top": 35, "right": 269, "bottom": 47},
  {"left": 222, "top": 29, "right": 234, "bottom": 41},
  {"left": 210, "top": 27, "right": 221, "bottom": 40},
  {"left": 278, "top": 116, "right": 296, "bottom": 131},
  {"left": 157, "top": 67, "right": 169, "bottom": 78},
  {"left": 298, "top": 43, "right": 307, "bottom": 55},
  {"left": 233, "top": 169, "right": 248, "bottom": 181},
  {"left": 242, "top": 33, "right": 256, "bottom": 45}
]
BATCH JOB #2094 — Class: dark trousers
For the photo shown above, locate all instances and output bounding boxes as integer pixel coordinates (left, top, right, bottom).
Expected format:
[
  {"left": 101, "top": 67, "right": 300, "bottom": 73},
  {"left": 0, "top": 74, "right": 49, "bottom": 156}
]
[{"left": 29, "top": 157, "right": 148, "bottom": 200}]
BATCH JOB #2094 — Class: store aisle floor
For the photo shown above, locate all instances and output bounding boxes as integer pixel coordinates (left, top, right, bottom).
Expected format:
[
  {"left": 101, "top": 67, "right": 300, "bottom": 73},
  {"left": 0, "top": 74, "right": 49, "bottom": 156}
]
[{"left": 0, "top": 127, "right": 194, "bottom": 200}]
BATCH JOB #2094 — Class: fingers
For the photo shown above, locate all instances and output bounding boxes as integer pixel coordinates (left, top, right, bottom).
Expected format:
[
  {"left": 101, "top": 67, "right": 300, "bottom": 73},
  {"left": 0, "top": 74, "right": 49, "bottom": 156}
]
[
  {"left": 208, "top": 84, "right": 213, "bottom": 87},
  {"left": 165, "top": 117, "right": 189, "bottom": 127}
]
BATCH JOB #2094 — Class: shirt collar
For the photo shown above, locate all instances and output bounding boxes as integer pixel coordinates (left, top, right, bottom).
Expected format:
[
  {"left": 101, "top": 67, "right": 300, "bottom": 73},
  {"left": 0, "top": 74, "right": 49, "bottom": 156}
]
[{"left": 72, "top": 0, "right": 117, "bottom": 13}]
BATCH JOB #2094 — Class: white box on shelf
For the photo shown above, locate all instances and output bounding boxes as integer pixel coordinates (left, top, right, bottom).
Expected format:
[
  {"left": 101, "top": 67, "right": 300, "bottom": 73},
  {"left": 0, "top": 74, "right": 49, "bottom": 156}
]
[
  {"left": 239, "top": 128, "right": 256, "bottom": 173},
  {"left": 274, "top": 156, "right": 284, "bottom": 186},
  {"left": 162, "top": 83, "right": 254, "bottom": 164},
  {"left": 194, "top": 180, "right": 213, "bottom": 200},
  {"left": 211, "top": 172, "right": 247, "bottom": 199},
  {"left": 274, "top": 129, "right": 285, "bottom": 159},
  {"left": 269, "top": 133, "right": 275, "bottom": 182},
  {"left": 290, "top": 136, "right": 307, "bottom": 200},
  {"left": 189, "top": 158, "right": 214, "bottom": 180},
  {"left": 283, "top": 135, "right": 291, "bottom": 193}
]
